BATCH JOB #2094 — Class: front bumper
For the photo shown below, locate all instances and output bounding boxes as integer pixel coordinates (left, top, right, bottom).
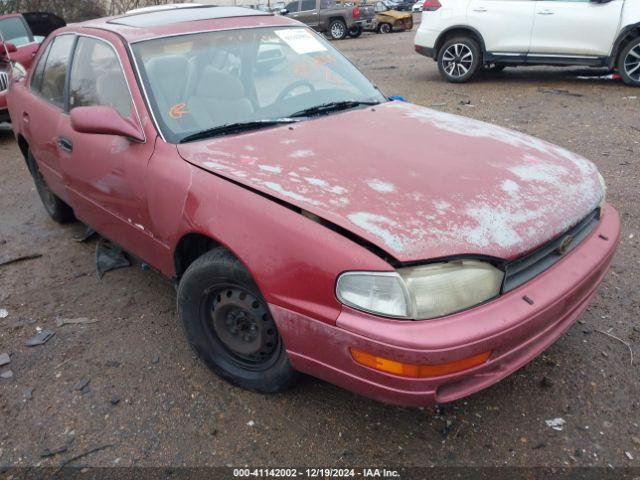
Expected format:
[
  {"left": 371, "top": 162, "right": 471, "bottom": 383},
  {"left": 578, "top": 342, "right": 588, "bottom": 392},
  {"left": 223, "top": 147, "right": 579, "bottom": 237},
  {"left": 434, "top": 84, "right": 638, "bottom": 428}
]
[{"left": 272, "top": 204, "right": 620, "bottom": 407}]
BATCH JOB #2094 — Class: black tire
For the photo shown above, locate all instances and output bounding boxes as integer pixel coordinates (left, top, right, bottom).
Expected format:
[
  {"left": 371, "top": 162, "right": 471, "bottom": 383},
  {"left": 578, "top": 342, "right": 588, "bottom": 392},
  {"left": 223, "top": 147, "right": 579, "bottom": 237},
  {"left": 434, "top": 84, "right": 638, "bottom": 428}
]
[
  {"left": 618, "top": 37, "right": 640, "bottom": 87},
  {"left": 348, "top": 26, "right": 362, "bottom": 38},
  {"left": 328, "top": 19, "right": 347, "bottom": 40},
  {"left": 177, "top": 248, "right": 299, "bottom": 393},
  {"left": 437, "top": 36, "right": 482, "bottom": 83},
  {"left": 26, "top": 151, "right": 75, "bottom": 223},
  {"left": 378, "top": 22, "right": 392, "bottom": 34}
]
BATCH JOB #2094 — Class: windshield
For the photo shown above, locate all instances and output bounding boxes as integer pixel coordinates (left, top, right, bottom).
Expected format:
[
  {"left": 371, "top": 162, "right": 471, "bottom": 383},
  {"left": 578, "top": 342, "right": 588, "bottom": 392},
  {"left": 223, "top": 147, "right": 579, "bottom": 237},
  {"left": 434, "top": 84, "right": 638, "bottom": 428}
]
[
  {"left": 132, "top": 26, "right": 386, "bottom": 143},
  {"left": 0, "top": 17, "right": 33, "bottom": 47}
]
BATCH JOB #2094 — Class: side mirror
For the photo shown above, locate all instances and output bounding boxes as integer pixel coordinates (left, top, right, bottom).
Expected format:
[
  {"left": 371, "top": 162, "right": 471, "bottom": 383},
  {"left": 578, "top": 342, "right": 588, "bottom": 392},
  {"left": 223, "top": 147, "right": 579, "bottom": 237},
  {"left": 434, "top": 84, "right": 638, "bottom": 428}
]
[
  {"left": 279, "top": 8, "right": 289, "bottom": 14},
  {"left": 70, "top": 106, "right": 144, "bottom": 142},
  {"left": 0, "top": 42, "right": 18, "bottom": 57}
]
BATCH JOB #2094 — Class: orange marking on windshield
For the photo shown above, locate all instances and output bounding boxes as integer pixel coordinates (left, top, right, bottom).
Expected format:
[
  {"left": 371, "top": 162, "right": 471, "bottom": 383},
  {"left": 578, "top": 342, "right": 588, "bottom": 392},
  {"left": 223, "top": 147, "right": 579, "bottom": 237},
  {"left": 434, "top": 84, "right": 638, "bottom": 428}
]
[{"left": 169, "top": 103, "right": 190, "bottom": 119}]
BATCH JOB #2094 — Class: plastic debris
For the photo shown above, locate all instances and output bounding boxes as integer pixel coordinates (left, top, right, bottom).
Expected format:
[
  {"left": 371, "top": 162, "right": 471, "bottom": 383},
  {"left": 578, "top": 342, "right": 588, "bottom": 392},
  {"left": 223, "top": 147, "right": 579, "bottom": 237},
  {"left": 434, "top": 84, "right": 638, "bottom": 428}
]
[
  {"left": 23, "top": 388, "right": 33, "bottom": 400},
  {"left": 25, "top": 330, "right": 54, "bottom": 347},
  {"left": 96, "top": 239, "right": 131, "bottom": 279},
  {"left": 74, "top": 378, "right": 90, "bottom": 392},
  {"left": 545, "top": 418, "right": 566, "bottom": 431},
  {"left": 247, "top": 420, "right": 256, "bottom": 427},
  {"left": 0, "top": 352, "right": 10, "bottom": 366},
  {"left": 56, "top": 317, "right": 99, "bottom": 327},
  {"left": 625, "top": 451, "right": 634, "bottom": 460},
  {"left": 0, "top": 253, "right": 42, "bottom": 268},
  {"left": 74, "top": 226, "right": 97, "bottom": 243},
  {"left": 0, "top": 308, "right": 8, "bottom": 318}
]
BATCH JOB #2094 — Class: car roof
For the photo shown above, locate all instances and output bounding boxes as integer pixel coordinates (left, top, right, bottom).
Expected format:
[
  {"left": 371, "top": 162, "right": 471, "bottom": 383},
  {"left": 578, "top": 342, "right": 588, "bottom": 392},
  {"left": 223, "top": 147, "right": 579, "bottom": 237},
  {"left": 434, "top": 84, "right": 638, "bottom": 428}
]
[{"left": 73, "top": 5, "right": 297, "bottom": 43}]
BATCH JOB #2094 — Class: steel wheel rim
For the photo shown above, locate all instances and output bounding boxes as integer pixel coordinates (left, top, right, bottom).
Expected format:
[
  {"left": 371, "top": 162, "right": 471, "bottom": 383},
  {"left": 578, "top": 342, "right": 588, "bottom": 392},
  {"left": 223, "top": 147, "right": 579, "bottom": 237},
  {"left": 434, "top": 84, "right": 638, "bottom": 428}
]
[
  {"left": 381, "top": 23, "right": 391, "bottom": 33},
  {"left": 442, "top": 43, "right": 474, "bottom": 78},
  {"left": 206, "top": 285, "right": 280, "bottom": 369},
  {"left": 331, "top": 22, "right": 344, "bottom": 38},
  {"left": 624, "top": 44, "right": 640, "bottom": 81}
]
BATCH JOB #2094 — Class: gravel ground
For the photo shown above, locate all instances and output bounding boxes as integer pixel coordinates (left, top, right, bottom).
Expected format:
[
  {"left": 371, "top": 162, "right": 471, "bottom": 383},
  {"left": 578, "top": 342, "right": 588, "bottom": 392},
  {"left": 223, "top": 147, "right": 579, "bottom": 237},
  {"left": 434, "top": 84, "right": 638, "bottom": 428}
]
[{"left": 1, "top": 21, "right": 639, "bottom": 473}]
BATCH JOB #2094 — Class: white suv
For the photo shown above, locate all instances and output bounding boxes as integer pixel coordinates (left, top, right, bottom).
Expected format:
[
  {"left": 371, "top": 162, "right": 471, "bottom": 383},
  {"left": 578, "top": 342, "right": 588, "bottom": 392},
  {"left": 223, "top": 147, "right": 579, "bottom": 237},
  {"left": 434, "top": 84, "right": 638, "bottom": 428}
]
[{"left": 414, "top": 0, "right": 640, "bottom": 86}]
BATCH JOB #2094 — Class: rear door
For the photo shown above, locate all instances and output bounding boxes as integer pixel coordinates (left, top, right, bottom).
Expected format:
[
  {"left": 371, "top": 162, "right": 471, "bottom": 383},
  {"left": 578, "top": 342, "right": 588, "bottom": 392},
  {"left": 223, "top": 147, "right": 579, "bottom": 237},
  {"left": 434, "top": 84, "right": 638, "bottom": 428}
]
[
  {"left": 530, "top": 0, "right": 623, "bottom": 57},
  {"left": 466, "top": 0, "right": 536, "bottom": 54},
  {"left": 297, "top": 0, "right": 321, "bottom": 28}
]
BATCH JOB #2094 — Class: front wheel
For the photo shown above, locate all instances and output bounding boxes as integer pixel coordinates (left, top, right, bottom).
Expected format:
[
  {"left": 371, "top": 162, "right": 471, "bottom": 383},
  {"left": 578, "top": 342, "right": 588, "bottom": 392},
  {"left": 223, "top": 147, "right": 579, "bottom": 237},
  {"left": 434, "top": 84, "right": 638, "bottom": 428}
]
[
  {"left": 27, "top": 151, "right": 75, "bottom": 223},
  {"left": 437, "top": 36, "right": 482, "bottom": 83},
  {"left": 348, "top": 26, "right": 362, "bottom": 38},
  {"left": 177, "top": 248, "right": 299, "bottom": 393},
  {"left": 328, "top": 19, "right": 347, "bottom": 40},
  {"left": 378, "top": 23, "right": 392, "bottom": 34},
  {"left": 619, "top": 38, "right": 640, "bottom": 87}
]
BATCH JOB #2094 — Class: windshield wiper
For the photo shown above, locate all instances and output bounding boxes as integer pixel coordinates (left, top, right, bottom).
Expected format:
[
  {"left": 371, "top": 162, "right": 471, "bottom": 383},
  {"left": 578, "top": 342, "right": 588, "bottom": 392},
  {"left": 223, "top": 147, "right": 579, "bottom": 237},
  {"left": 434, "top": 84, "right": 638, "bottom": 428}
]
[
  {"left": 290, "top": 100, "right": 381, "bottom": 118},
  {"left": 179, "top": 118, "right": 301, "bottom": 143}
]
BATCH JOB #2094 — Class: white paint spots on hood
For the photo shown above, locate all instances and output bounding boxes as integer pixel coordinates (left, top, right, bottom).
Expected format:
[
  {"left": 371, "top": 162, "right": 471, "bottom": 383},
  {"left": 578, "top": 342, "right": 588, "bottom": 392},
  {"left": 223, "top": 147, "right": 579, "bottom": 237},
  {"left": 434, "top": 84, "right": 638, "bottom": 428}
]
[
  {"left": 366, "top": 179, "right": 396, "bottom": 193},
  {"left": 290, "top": 149, "right": 314, "bottom": 158},
  {"left": 259, "top": 165, "right": 283, "bottom": 173},
  {"left": 348, "top": 212, "right": 406, "bottom": 252}
]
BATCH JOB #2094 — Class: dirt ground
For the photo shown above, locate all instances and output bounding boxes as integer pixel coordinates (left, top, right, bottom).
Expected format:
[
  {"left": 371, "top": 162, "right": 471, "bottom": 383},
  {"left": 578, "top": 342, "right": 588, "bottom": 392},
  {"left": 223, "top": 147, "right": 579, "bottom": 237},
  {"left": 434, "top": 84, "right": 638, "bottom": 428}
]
[{"left": 1, "top": 21, "right": 639, "bottom": 473}]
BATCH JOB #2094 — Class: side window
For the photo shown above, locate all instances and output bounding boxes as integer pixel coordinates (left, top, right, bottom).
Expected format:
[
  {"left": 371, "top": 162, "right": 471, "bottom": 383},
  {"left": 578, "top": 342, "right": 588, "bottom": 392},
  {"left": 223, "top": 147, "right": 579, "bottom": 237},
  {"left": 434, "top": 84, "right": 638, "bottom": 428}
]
[
  {"left": 30, "top": 42, "right": 52, "bottom": 94},
  {"left": 69, "top": 37, "right": 132, "bottom": 118},
  {"left": 0, "top": 17, "right": 33, "bottom": 47},
  {"left": 285, "top": 1, "right": 299, "bottom": 12},
  {"left": 300, "top": 0, "right": 316, "bottom": 10},
  {"left": 39, "top": 34, "right": 75, "bottom": 108}
]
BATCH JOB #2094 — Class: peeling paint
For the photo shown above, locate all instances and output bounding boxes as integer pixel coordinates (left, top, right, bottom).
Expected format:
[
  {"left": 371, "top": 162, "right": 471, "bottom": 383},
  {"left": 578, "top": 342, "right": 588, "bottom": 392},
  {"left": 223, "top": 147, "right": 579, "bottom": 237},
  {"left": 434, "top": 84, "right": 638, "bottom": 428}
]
[
  {"left": 366, "top": 179, "right": 396, "bottom": 193},
  {"left": 259, "top": 165, "right": 283, "bottom": 173},
  {"left": 347, "top": 212, "right": 406, "bottom": 252},
  {"left": 290, "top": 149, "right": 314, "bottom": 158}
]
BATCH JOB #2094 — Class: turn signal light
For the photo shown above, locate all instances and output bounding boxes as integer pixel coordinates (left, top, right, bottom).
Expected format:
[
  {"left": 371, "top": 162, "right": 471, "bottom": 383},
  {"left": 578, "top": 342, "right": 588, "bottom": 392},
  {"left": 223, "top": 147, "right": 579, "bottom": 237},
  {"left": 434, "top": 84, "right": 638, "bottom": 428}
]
[{"left": 350, "top": 348, "right": 491, "bottom": 378}]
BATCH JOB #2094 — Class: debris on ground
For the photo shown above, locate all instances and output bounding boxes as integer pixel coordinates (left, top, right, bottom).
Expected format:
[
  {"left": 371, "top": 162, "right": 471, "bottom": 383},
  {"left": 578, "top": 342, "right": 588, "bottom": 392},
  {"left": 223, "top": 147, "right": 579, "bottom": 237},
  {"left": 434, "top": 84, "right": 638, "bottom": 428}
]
[
  {"left": 41, "top": 446, "right": 68, "bottom": 458},
  {"left": 0, "top": 352, "right": 10, "bottom": 366},
  {"left": 247, "top": 420, "right": 256, "bottom": 427},
  {"left": 1, "top": 369, "right": 14, "bottom": 379},
  {"left": 539, "top": 88, "right": 584, "bottom": 98},
  {"left": 73, "top": 378, "right": 91, "bottom": 393},
  {"left": 0, "top": 253, "right": 42, "bottom": 268},
  {"left": 545, "top": 418, "right": 567, "bottom": 431},
  {"left": 110, "top": 396, "right": 121, "bottom": 406},
  {"left": 74, "top": 226, "right": 97, "bottom": 243},
  {"left": 25, "top": 329, "right": 54, "bottom": 347},
  {"left": 540, "top": 376, "right": 554, "bottom": 389},
  {"left": 23, "top": 388, "right": 33, "bottom": 400},
  {"left": 95, "top": 238, "right": 131, "bottom": 279},
  {"left": 0, "top": 308, "right": 8, "bottom": 318},
  {"left": 576, "top": 72, "right": 621, "bottom": 81},
  {"left": 55, "top": 317, "right": 99, "bottom": 328},
  {"left": 625, "top": 451, "right": 634, "bottom": 460},
  {"left": 595, "top": 329, "right": 634, "bottom": 366},
  {"left": 55, "top": 444, "right": 114, "bottom": 473}
]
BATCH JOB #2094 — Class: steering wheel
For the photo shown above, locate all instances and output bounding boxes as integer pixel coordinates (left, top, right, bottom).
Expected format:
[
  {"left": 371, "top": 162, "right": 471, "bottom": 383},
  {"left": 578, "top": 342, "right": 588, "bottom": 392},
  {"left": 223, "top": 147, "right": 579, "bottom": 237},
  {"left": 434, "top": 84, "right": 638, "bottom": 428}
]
[{"left": 276, "top": 80, "right": 316, "bottom": 103}]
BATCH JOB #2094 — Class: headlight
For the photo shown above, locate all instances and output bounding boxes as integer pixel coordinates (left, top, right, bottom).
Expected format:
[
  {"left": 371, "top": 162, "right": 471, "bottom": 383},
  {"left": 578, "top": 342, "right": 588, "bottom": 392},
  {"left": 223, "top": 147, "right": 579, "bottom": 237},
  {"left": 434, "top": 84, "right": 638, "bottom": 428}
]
[
  {"left": 336, "top": 260, "right": 504, "bottom": 320},
  {"left": 11, "top": 62, "right": 26, "bottom": 82},
  {"left": 597, "top": 171, "right": 607, "bottom": 215}
]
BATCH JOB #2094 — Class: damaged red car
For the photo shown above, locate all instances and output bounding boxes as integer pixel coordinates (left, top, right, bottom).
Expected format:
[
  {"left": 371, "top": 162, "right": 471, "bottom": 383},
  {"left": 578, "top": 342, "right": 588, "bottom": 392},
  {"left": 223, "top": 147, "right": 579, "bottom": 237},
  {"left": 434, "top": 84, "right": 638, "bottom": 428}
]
[{"left": 7, "top": 5, "right": 620, "bottom": 407}]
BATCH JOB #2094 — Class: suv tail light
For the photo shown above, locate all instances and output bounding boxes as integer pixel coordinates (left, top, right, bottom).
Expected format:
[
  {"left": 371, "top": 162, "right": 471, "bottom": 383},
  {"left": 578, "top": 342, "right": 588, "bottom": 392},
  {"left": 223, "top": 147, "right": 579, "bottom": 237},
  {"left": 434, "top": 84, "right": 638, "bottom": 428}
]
[
  {"left": 423, "top": 0, "right": 441, "bottom": 10},
  {"left": 353, "top": 6, "right": 360, "bottom": 18}
]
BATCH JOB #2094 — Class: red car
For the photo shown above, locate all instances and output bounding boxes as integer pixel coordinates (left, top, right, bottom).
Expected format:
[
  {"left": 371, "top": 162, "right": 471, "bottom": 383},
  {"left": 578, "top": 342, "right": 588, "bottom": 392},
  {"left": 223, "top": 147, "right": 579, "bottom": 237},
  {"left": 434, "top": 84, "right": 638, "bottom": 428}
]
[
  {"left": 7, "top": 6, "right": 620, "bottom": 407},
  {"left": 0, "top": 12, "right": 65, "bottom": 122}
]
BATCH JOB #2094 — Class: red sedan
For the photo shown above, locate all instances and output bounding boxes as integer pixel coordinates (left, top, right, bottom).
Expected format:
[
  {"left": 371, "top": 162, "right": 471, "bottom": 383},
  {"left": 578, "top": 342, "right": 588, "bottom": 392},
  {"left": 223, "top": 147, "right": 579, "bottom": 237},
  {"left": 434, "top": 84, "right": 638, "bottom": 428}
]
[{"left": 7, "top": 6, "right": 620, "bottom": 407}]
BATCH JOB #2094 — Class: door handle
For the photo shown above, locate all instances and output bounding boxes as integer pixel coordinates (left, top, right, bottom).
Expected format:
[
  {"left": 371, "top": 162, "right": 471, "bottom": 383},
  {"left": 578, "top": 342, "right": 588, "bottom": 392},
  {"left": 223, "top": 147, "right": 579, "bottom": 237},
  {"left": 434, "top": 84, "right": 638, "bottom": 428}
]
[
  {"left": 57, "top": 137, "right": 73, "bottom": 153},
  {"left": 472, "top": 7, "right": 487, "bottom": 12},
  {"left": 22, "top": 112, "right": 30, "bottom": 124},
  {"left": 537, "top": 9, "right": 554, "bottom": 15}
]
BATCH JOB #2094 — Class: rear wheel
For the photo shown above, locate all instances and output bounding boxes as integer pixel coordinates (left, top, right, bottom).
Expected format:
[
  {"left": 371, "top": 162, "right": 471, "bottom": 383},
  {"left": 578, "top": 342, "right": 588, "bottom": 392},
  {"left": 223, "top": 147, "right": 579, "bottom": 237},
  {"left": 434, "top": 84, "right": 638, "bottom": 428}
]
[
  {"left": 437, "top": 36, "right": 482, "bottom": 83},
  {"left": 619, "top": 38, "right": 640, "bottom": 87},
  {"left": 378, "top": 22, "right": 392, "bottom": 34},
  {"left": 328, "top": 19, "right": 347, "bottom": 40},
  {"left": 177, "top": 248, "right": 299, "bottom": 393},
  {"left": 27, "top": 151, "right": 75, "bottom": 223},
  {"left": 348, "top": 26, "right": 362, "bottom": 38}
]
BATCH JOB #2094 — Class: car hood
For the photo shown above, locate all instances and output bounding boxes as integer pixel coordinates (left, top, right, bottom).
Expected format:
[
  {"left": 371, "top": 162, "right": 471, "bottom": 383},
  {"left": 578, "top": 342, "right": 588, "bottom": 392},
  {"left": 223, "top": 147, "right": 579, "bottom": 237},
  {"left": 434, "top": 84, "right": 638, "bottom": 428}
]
[{"left": 177, "top": 101, "right": 603, "bottom": 263}]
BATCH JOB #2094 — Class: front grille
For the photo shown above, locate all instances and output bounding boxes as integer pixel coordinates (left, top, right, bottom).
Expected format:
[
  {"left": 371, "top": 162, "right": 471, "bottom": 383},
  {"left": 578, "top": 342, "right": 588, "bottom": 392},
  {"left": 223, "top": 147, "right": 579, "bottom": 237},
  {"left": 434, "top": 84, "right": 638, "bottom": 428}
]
[
  {"left": 0, "top": 72, "right": 8, "bottom": 92},
  {"left": 503, "top": 208, "right": 601, "bottom": 292}
]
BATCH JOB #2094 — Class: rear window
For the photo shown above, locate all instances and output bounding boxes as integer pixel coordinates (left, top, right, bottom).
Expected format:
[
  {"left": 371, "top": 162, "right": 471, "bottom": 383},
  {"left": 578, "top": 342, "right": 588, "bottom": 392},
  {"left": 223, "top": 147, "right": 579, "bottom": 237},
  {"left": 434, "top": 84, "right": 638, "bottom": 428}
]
[{"left": 0, "top": 17, "right": 33, "bottom": 47}]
